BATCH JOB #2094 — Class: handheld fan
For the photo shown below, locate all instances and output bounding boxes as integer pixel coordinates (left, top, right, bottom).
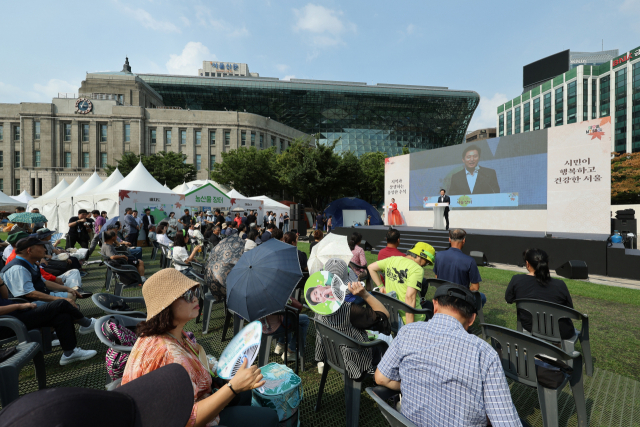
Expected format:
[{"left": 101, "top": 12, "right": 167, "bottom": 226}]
[
  {"left": 304, "top": 271, "right": 350, "bottom": 315},
  {"left": 216, "top": 320, "right": 262, "bottom": 379}
]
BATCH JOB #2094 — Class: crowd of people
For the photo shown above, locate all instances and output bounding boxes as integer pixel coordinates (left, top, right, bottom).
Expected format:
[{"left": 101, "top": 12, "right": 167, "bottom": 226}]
[{"left": 0, "top": 201, "right": 583, "bottom": 427}]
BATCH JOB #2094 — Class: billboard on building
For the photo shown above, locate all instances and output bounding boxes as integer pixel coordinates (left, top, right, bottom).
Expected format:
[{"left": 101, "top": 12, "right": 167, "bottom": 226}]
[{"left": 523, "top": 50, "right": 570, "bottom": 88}]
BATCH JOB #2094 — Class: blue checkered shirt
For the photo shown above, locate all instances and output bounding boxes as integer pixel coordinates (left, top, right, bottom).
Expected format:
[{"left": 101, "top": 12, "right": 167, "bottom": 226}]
[{"left": 377, "top": 314, "right": 521, "bottom": 427}]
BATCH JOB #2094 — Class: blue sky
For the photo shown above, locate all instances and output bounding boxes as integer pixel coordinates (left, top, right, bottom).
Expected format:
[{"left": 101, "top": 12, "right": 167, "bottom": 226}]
[{"left": 1, "top": 0, "right": 639, "bottom": 130}]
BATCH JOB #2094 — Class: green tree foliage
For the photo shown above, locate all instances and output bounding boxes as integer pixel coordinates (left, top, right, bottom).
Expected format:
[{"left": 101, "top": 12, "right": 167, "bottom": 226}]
[
  {"left": 612, "top": 152, "right": 640, "bottom": 204},
  {"left": 209, "top": 147, "right": 279, "bottom": 196},
  {"left": 104, "top": 151, "right": 196, "bottom": 189},
  {"left": 357, "top": 151, "right": 386, "bottom": 204}
]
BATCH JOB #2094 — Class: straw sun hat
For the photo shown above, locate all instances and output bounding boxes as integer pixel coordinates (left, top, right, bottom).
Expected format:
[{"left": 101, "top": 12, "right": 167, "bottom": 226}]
[{"left": 142, "top": 269, "right": 199, "bottom": 321}]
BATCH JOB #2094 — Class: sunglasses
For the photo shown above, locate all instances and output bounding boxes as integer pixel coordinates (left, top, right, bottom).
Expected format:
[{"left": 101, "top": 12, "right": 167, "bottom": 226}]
[{"left": 182, "top": 286, "right": 202, "bottom": 302}]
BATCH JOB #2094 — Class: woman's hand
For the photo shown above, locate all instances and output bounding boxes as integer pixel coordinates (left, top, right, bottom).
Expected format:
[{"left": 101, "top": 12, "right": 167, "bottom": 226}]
[
  {"left": 347, "top": 281, "right": 368, "bottom": 298},
  {"left": 229, "top": 359, "right": 265, "bottom": 392}
]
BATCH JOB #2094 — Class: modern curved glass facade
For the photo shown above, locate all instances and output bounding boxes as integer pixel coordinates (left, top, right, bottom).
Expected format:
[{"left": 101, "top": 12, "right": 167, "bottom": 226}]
[{"left": 136, "top": 74, "right": 479, "bottom": 156}]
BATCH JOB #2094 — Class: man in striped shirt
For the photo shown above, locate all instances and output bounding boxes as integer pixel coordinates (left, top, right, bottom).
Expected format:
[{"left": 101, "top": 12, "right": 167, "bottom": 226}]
[{"left": 375, "top": 284, "right": 521, "bottom": 426}]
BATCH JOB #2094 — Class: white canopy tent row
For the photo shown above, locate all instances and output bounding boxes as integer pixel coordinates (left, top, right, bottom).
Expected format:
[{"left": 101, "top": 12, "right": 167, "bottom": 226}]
[
  {"left": 56, "top": 172, "right": 105, "bottom": 233},
  {"left": 0, "top": 192, "right": 27, "bottom": 208},
  {"left": 12, "top": 191, "right": 34, "bottom": 204},
  {"left": 28, "top": 179, "right": 70, "bottom": 227},
  {"left": 248, "top": 196, "right": 290, "bottom": 221},
  {"left": 187, "top": 179, "right": 230, "bottom": 194},
  {"left": 172, "top": 182, "right": 193, "bottom": 194}
]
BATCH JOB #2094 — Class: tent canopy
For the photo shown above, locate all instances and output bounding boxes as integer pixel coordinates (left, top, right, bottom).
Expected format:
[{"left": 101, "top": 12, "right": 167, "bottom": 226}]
[
  {"left": 56, "top": 177, "right": 85, "bottom": 199},
  {"left": 37, "top": 179, "right": 69, "bottom": 201},
  {"left": 0, "top": 191, "right": 26, "bottom": 207},
  {"left": 89, "top": 168, "right": 124, "bottom": 195},
  {"left": 172, "top": 182, "right": 191, "bottom": 194},
  {"left": 189, "top": 179, "right": 230, "bottom": 194},
  {"left": 324, "top": 197, "right": 383, "bottom": 227},
  {"left": 227, "top": 189, "right": 246, "bottom": 199},
  {"left": 99, "top": 162, "right": 171, "bottom": 195},
  {"left": 249, "top": 195, "right": 289, "bottom": 219},
  {"left": 12, "top": 191, "right": 34, "bottom": 203},
  {"left": 72, "top": 172, "right": 104, "bottom": 196}
]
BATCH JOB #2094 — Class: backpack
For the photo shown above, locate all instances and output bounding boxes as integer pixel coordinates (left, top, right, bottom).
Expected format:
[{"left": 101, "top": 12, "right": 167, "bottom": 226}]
[{"left": 102, "top": 317, "right": 138, "bottom": 381}]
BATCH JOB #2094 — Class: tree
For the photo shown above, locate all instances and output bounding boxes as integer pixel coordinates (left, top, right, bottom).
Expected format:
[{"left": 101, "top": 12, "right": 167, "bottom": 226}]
[
  {"left": 209, "top": 147, "right": 279, "bottom": 196},
  {"left": 104, "top": 151, "right": 196, "bottom": 189},
  {"left": 612, "top": 152, "right": 640, "bottom": 204},
  {"left": 358, "top": 151, "right": 386, "bottom": 205}
]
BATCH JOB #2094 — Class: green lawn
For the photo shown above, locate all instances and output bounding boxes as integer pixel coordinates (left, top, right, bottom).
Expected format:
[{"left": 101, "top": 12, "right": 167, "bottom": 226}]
[{"left": 298, "top": 241, "right": 640, "bottom": 381}]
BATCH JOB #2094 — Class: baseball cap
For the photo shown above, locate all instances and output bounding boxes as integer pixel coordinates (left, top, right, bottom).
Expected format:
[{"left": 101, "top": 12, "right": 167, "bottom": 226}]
[
  {"left": 408, "top": 242, "right": 436, "bottom": 265},
  {"left": 0, "top": 364, "right": 194, "bottom": 427},
  {"left": 15, "top": 237, "right": 46, "bottom": 252},
  {"left": 433, "top": 283, "right": 478, "bottom": 313},
  {"left": 33, "top": 228, "right": 56, "bottom": 239},
  {"left": 5, "top": 231, "right": 30, "bottom": 245}
]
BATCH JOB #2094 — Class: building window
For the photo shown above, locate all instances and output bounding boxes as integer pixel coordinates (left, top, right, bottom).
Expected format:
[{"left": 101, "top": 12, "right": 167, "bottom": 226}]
[
  {"left": 195, "top": 130, "right": 201, "bottom": 146},
  {"left": 592, "top": 79, "right": 597, "bottom": 120},
  {"left": 209, "top": 130, "right": 216, "bottom": 145},
  {"left": 150, "top": 129, "right": 157, "bottom": 144},
  {"left": 506, "top": 110, "right": 512, "bottom": 136},
  {"left": 280, "top": 138, "right": 284, "bottom": 150},
  {"left": 615, "top": 68, "right": 627, "bottom": 152},
  {"left": 82, "top": 124, "right": 90, "bottom": 142},
  {"left": 632, "top": 61, "right": 640, "bottom": 152},
  {"left": 224, "top": 131, "right": 230, "bottom": 146},
  {"left": 101, "top": 153, "right": 107, "bottom": 168},
  {"left": 251, "top": 132, "right": 256, "bottom": 146},
  {"left": 100, "top": 124, "right": 108, "bottom": 142},
  {"left": 271, "top": 136, "right": 275, "bottom": 147},
  {"left": 82, "top": 152, "right": 89, "bottom": 168},
  {"left": 38, "top": 178, "right": 42, "bottom": 196},
  {"left": 567, "top": 81, "right": 577, "bottom": 124},
  {"left": 599, "top": 75, "right": 611, "bottom": 118},
  {"left": 260, "top": 133, "right": 264, "bottom": 148},
  {"left": 14, "top": 179, "right": 19, "bottom": 194},
  {"left": 0, "top": 151, "right": 3, "bottom": 168},
  {"left": 63, "top": 123, "right": 71, "bottom": 142},
  {"left": 555, "top": 87, "right": 564, "bottom": 127},
  {"left": 35, "top": 150, "right": 40, "bottom": 167},
  {"left": 514, "top": 106, "right": 521, "bottom": 134},
  {"left": 14, "top": 151, "right": 20, "bottom": 168},
  {"left": 0, "top": 125, "right": 3, "bottom": 141},
  {"left": 210, "top": 155, "right": 216, "bottom": 169},
  {"left": 196, "top": 154, "right": 201, "bottom": 170},
  {"left": 14, "top": 125, "right": 20, "bottom": 141},
  {"left": 166, "top": 129, "right": 172, "bottom": 145},
  {"left": 543, "top": 93, "right": 552, "bottom": 129},
  {"left": 498, "top": 114, "right": 504, "bottom": 137},
  {"left": 180, "top": 129, "right": 187, "bottom": 145},
  {"left": 583, "top": 79, "right": 589, "bottom": 121},
  {"left": 34, "top": 121, "right": 40, "bottom": 140},
  {"left": 64, "top": 152, "right": 71, "bottom": 168},
  {"left": 0, "top": 179, "right": 3, "bottom": 192},
  {"left": 125, "top": 124, "right": 131, "bottom": 142},
  {"left": 241, "top": 131, "right": 246, "bottom": 146},
  {"left": 523, "top": 102, "right": 530, "bottom": 132},
  {"left": 533, "top": 97, "right": 541, "bottom": 130}
]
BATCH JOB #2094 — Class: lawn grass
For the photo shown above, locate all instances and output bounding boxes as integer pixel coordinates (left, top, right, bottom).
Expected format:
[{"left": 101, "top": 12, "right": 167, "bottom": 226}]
[{"left": 298, "top": 241, "right": 640, "bottom": 381}]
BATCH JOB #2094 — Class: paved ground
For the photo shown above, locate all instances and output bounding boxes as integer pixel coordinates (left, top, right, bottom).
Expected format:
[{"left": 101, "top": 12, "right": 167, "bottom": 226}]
[{"left": 4, "top": 248, "right": 640, "bottom": 426}]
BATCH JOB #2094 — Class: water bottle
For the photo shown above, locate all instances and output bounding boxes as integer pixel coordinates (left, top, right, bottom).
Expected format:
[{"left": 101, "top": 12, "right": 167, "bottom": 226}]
[{"left": 611, "top": 230, "right": 623, "bottom": 243}]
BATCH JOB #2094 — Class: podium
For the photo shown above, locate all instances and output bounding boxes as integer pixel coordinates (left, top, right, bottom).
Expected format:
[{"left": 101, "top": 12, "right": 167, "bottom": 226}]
[{"left": 424, "top": 203, "right": 449, "bottom": 230}]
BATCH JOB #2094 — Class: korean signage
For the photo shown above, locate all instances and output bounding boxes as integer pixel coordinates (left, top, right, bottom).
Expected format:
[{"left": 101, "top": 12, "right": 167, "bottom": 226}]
[
  {"left": 613, "top": 46, "right": 640, "bottom": 69},
  {"left": 210, "top": 62, "right": 239, "bottom": 71},
  {"left": 387, "top": 179, "right": 406, "bottom": 196}
]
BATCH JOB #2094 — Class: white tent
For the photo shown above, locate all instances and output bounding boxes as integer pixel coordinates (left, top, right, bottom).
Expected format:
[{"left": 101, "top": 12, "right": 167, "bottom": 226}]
[
  {"left": 188, "top": 179, "right": 230, "bottom": 194},
  {"left": 172, "top": 182, "right": 192, "bottom": 194},
  {"left": 55, "top": 177, "right": 85, "bottom": 199},
  {"left": 57, "top": 172, "right": 105, "bottom": 233},
  {"left": 36, "top": 179, "right": 70, "bottom": 201},
  {"left": 164, "top": 183, "right": 170, "bottom": 189},
  {"left": 38, "top": 177, "right": 84, "bottom": 231},
  {"left": 28, "top": 178, "right": 70, "bottom": 226},
  {"left": 227, "top": 189, "right": 247, "bottom": 199},
  {"left": 12, "top": 191, "right": 34, "bottom": 204},
  {"left": 94, "top": 162, "right": 172, "bottom": 219},
  {"left": 249, "top": 195, "right": 290, "bottom": 221},
  {"left": 0, "top": 191, "right": 26, "bottom": 207}
]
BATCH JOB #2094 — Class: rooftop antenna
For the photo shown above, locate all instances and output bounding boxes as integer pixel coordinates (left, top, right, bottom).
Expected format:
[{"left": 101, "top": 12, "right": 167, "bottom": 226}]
[{"left": 602, "top": 39, "right": 603, "bottom": 51}]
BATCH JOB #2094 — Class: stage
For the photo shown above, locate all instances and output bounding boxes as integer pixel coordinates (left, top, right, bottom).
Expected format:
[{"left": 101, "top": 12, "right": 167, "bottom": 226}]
[{"left": 333, "top": 225, "right": 640, "bottom": 280}]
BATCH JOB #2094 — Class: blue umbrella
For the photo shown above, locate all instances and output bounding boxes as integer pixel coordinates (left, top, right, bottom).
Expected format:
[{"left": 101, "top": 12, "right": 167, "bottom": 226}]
[
  {"left": 226, "top": 238, "right": 302, "bottom": 322},
  {"left": 104, "top": 216, "right": 120, "bottom": 230}
]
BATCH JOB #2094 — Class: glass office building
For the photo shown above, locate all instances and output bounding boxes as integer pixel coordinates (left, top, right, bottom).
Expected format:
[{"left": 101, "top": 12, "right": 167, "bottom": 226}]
[
  {"left": 497, "top": 44, "right": 640, "bottom": 153},
  {"left": 135, "top": 74, "right": 479, "bottom": 156}
]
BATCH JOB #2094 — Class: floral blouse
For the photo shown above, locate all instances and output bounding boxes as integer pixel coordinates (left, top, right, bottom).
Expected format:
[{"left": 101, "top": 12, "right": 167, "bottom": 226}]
[
  {"left": 350, "top": 245, "right": 367, "bottom": 276},
  {"left": 122, "top": 332, "right": 219, "bottom": 427}
]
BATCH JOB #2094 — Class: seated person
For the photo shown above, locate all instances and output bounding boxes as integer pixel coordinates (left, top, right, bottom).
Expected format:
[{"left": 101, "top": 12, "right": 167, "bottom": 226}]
[
  {"left": 270, "top": 228, "right": 283, "bottom": 241},
  {"left": 208, "top": 226, "right": 222, "bottom": 247},
  {"left": 349, "top": 231, "right": 367, "bottom": 277},
  {"left": 368, "top": 242, "right": 435, "bottom": 325},
  {"left": 308, "top": 229, "right": 323, "bottom": 254},
  {"left": 226, "top": 222, "right": 238, "bottom": 236},
  {"left": 35, "top": 228, "right": 84, "bottom": 276},
  {"left": 122, "top": 269, "right": 279, "bottom": 427},
  {"left": 101, "top": 230, "right": 145, "bottom": 279},
  {"left": 172, "top": 230, "right": 202, "bottom": 278},
  {"left": 260, "top": 292, "right": 309, "bottom": 364},
  {"left": 237, "top": 224, "right": 247, "bottom": 240},
  {"left": 314, "top": 258, "right": 390, "bottom": 378},
  {"left": 1, "top": 237, "right": 82, "bottom": 307},
  {"left": 244, "top": 230, "right": 258, "bottom": 252},
  {"left": 147, "top": 225, "right": 157, "bottom": 244},
  {"left": 156, "top": 224, "right": 173, "bottom": 247},
  {"left": 106, "top": 222, "right": 143, "bottom": 261},
  {"left": 0, "top": 275, "right": 97, "bottom": 365},
  {"left": 283, "top": 231, "right": 307, "bottom": 272},
  {"left": 505, "top": 248, "right": 575, "bottom": 339},
  {"left": 375, "top": 284, "right": 521, "bottom": 426},
  {"left": 260, "top": 223, "right": 275, "bottom": 243},
  {"left": 433, "top": 228, "right": 486, "bottom": 307}
]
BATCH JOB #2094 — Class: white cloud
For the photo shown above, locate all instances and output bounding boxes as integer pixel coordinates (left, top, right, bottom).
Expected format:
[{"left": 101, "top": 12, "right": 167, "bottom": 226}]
[
  {"left": 180, "top": 16, "right": 191, "bottom": 27},
  {"left": 166, "top": 42, "right": 215, "bottom": 75},
  {"left": 193, "top": 5, "right": 250, "bottom": 38},
  {"left": 283, "top": 75, "right": 295, "bottom": 81},
  {"left": 33, "top": 79, "right": 78, "bottom": 99},
  {"left": 293, "top": 4, "right": 356, "bottom": 47},
  {"left": 468, "top": 92, "right": 508, "bottom": 131},
  {"left": 120, "top": 5, "right": 180, "bottom": 33},
  {"left": 276, "top": 64, "right": 289, "bottom": 72},
  {"left": 405, "top": 24, "right": 415, "bottom": 34},
  {"left": 0, "top": 78, "right": 78, "bottom": 104}
]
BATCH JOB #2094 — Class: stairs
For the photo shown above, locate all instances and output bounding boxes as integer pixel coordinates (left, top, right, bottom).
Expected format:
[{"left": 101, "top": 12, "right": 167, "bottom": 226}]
[{"left": 370, "top": 229, "right": 450, "bottom": 255}]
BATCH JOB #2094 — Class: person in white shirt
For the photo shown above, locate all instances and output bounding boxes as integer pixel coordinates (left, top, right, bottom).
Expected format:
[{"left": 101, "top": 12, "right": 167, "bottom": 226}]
[{"left": 171, "top": 230, "right": 201, "bottom": 278}]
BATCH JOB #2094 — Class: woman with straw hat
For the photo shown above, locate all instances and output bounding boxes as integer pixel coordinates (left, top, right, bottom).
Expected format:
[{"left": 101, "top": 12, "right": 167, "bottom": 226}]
[{"left": 122, "top": 269, "right": 278, "bottom": 427}]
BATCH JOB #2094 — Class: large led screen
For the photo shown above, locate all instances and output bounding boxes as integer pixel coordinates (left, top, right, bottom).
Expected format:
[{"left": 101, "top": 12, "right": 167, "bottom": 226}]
[
  {"left": 409, "top": 131, "right": 548, "bottom": 210},
  {"left": 523, "top": 50, "right": 570, "bottom": 88}
]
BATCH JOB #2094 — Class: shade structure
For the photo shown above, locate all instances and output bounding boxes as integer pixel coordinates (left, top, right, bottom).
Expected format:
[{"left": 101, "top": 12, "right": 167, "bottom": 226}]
[
  {"left": 56, "top": 177, "right": 85, "bottom": 199},
  {"left": 226, "top": 239, "right": 302, "bottom": 322},
  {"left": 57, "top": 172, "right": 105, "bottom": 233},
  {"left": 226, "top": 189, "right": 246, "bottom": 199},
  {"left": 323, "top": 197, "right": 383, "bottom": 227},
  {"left": 172, "top": 182, "right": 191, "bottom": 194},
  {"left": 0, "top": 191, "right": 26, "bottom": 207},
  {"left": 307, "top": 233, "right": 353, "bottom": 274},
  {"left": 36, "top": 179, "right": 70, "bottom": 201},
  {"left": 188, "top": 179, "right": 230, "bottom": 194},
  {"left": 37, "top": 177, "right": 84, "bottom": 230},
  {"left": 88, "top": 168, "right": 124, "bottom": 195},
  {"left": 11, "top": 191, "right": 34, "bottom": 204},
  {"left": 249, "top": 195, "right": 290, "bottom": 220}
]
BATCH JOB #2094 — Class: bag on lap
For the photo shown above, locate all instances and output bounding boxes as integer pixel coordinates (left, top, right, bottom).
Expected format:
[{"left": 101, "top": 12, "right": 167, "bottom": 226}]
[
  {"left": 102, "top": 317, "right": 137, "bottom": 381},
  {"left": 251, "top": 363, "right": 303, "bottom": 426}
]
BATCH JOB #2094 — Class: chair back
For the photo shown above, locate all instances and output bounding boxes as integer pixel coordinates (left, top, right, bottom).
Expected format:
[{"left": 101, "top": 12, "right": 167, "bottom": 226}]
[
  {"left": 481, "top": 323, "right": 579, "bottom": 389},
  {"left": 371, "top": 291, "right": 433, "bottom": 334},
  {"left": 424, "top": 278, "right": 454, "bottom": 297},
  {"left": 92, "top": 293, "right": 146, "bottom": 317},
  {"left": 366, "top": 387, "right": 417, "bottom": 427},
  {"left": 514, "top": 298, "right": 586, "bottom": 344},
  {"left": 313, "top": 319, "right": 388, "bottom": 376},
  {"left": 95, "top": 315, "right": 144, "bottom": 353}
]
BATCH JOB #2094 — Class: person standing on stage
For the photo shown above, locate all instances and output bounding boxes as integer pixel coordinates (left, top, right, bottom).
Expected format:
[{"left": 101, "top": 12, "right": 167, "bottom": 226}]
[
  {"left": 388, "top": 198, "right": 403, "bottom": 226},
  {"left": 438, "top": 189, "right": 450, "bottom": 231}
]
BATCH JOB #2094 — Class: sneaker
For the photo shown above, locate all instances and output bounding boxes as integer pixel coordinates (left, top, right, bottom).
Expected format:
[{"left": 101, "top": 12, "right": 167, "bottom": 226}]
[
  {"left": 274, "top": 343, "right": 285, "bottom": 355},
  {"left": 60, "top": 347, "right": 97, "bottom": 365},
  {"left": 78, "top": 318, "right": 97, "bottom": 335},
  {"left": 51, "top": 339, "right": 60, "bottom": 347},
  {"left": 281, "top": 350, "right": 297, "bottom": 363}
]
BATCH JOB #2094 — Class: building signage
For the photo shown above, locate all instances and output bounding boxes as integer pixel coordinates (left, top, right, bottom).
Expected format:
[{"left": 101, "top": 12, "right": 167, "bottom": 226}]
[
  {"left": 571, "top": 59, "right": 587, "bottom": 64},
  {"left": 613, "top": 46, "right": 640, "bottom": 68},
  {"left": 210, "top": 62, "right": 239, "bottom": 71}
]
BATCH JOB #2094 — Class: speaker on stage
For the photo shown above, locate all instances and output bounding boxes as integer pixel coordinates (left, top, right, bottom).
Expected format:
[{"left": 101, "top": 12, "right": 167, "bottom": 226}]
[
  {"left": 470, "top": 251, "right": 488, "bottom": 266},
  {"left": 555, "top": 260, "right": 588, "bottom": 280}
]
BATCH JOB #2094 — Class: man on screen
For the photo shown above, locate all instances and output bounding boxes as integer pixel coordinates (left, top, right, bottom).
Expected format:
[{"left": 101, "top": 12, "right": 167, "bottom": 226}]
[{"left": 448, "top": 145, "right": 500, "bottom": 195}]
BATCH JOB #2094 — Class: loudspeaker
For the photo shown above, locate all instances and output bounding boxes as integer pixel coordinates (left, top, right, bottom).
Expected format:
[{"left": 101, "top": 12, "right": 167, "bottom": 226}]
[
  {"left": 297, "top": 203, "right": 307, "bottom": 235},
  {"left": 470, "top": 251, "right": 487, "bottom": 266},
  {"left": 555, "top": 260, "right": 588, "bottom": 280}
]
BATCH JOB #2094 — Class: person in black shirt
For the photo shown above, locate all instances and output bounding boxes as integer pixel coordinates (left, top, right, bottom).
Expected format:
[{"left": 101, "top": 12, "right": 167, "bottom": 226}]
[
  {"left": 180, "top": 209, "right": 192, "bottom": 229},
  {"left": 67, "top": 209, "right": 91, "bottom": 249},
  {"left": 208, "top": 226, "right": 222, "bottom": 247},
  {"left": 505, "top": 248, "right": 574, "bottom": 339},
  {"left": 214, "top": 209, "right": 226, "bottom": 228},
  {"left": 246, "top": 210, "right": 257, "bottom": 228}
]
